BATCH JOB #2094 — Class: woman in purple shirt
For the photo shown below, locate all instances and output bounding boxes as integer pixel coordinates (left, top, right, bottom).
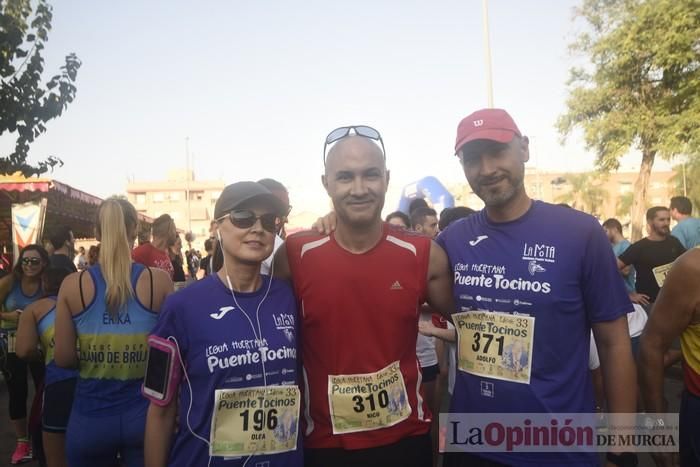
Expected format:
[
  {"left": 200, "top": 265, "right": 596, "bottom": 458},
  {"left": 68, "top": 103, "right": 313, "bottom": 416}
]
[{"left": 145, "top": 182, "right": 303, "bottom": 467}]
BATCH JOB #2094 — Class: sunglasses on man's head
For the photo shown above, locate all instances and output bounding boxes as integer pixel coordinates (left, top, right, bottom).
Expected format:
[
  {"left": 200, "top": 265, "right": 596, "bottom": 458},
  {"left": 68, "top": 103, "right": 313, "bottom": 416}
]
[
  {"left": 221, "top": 210, "right": 279, "bottom": 233},
  {"left": 21, "top": 257, "right": 41, "bottom": 266},
  {"left": 323, "top": 125, "right": 386, "bottom": 166}
]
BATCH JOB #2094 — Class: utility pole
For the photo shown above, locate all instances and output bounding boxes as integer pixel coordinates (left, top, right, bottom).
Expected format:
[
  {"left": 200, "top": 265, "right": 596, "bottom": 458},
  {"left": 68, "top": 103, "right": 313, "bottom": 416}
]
[
  {"left": 482, "top": 0, "right": 494, "bottom": 107},
  {"left": 185, "top": 137, "right": 192, "bottom": 234}
]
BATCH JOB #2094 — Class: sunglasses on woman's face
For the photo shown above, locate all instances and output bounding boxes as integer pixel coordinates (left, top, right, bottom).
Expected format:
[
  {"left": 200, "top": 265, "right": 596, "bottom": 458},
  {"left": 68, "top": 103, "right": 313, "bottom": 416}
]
[
  {"left": 223, "top": 210, "right": 279, "bottom": 233},
  {"left": 21, "top": 257, "right": 41, "bottom": 266}
]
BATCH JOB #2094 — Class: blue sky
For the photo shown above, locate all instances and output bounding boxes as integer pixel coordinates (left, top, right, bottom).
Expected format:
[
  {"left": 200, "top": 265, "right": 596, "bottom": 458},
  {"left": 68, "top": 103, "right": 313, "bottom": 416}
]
[{"left": 0, "top": 0, "right": 668, "bottom": 214}]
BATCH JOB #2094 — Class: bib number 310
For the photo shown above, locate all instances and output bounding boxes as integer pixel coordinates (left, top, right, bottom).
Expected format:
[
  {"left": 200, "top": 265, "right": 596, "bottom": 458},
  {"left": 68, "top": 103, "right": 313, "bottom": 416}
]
[{"left": 352, "top": 390, "right": 390, "bottom": 413}]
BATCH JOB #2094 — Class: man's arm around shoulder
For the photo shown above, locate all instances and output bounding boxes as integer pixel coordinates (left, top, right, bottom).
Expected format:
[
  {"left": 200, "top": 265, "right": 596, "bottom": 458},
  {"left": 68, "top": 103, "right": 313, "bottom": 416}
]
[
  {"left": 273, "top": 242, "right": 291, "bottom": 282},
  {"left": 425, "top": 241, "right": 455, "bottom": 322}
]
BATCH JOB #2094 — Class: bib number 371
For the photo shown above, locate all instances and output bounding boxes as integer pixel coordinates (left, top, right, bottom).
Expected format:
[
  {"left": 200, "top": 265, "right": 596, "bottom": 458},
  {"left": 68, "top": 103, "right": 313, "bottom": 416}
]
[{"left": 454, "top": 311, "right": 535, "bottom": 384}]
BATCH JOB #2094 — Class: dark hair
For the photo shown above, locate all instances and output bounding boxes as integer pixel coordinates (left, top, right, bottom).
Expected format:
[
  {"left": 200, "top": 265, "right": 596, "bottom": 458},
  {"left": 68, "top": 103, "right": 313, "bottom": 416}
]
[
  {"left": 257, "top": 178, "right": 287, "bottom": 194},
  {"left": 88, "top": 244, "right": 100, "bottom": 266},
  {"left": 408, "top": 198, "right": 429, "bottom": 214},
  {"left": 49, "top": 225, "right": 73, "bottom": 250},
  {"left": 646, "top": 206, "right": 669, "bottom": 222},
  {"left": 43, "top": 267, "right": 71, "bottom": 296},
  {"left": 152, "top": 214, "right": 174, "bottom": 238},
  {"left": 602, "top": 218, "right": 623, "bottom": 233},
  {"left": 13, "top": 244, "right": 49, "bottom": 282},
  {"left": 670, "top": 196, "right": 692, "bottom": 215},
  {"left": 438, "top": 206, "right": 476, "bottom": 231},
  {"left": 204, "top": 238, "right": 214, "bottom": 252},
  {"left": 385, "top": 211, "right": 410, "bottom": 228},
  {"left": 212, "top": 241, "right": 223, "bottom": 273},
  {"left": 410, "top": 207, "right": 437, "bottom": 229}
]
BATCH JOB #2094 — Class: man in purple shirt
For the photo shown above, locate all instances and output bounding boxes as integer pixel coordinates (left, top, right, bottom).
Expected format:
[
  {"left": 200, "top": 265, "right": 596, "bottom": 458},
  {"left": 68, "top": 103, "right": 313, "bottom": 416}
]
[{"left": 438, "top": 109, "right": 637, "bottom": 467}]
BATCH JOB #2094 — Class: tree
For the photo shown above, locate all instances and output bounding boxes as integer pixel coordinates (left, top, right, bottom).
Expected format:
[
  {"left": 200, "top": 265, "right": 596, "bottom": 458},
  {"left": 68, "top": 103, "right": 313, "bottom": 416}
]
[
  {"left": 615, "top": 191, "right": 634, "bottom": 219},
  {"left": 555, "top": 172, "right": 609, "bottom": 217},
  {"left": 0, "top": 0, "right": 81, "bottom": 177},
  {"left": 558, "top": 0, "right": 700, "bottom": 240}
]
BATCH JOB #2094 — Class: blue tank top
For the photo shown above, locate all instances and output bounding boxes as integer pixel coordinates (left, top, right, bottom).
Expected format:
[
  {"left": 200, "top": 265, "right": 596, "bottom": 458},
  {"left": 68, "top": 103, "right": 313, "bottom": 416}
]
[
  {"left": 2, "top": 281, "right": 42, "bottom": 330},
  {"left": 72, "top": 263, "right": 157, "bottom": 415},
  {"left": 37, "top": 298, "right": 79, "bottom": 386}
]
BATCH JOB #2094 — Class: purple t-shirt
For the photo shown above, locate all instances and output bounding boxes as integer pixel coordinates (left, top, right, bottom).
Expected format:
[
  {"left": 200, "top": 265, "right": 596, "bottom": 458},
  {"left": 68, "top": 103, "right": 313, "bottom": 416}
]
[
  {"left": 151, "top": 274, "right": 303, "bottom": 467},
  {"left": 437, "top": 201, "right": 632, "bottom": 466}
]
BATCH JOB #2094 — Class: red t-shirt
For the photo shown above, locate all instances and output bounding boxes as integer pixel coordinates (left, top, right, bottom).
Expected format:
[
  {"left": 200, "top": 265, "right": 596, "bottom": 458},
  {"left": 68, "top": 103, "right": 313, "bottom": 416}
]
[
  {"left": 286, "top": 223, "right": 432, "bottom": 450},
  {"left": 132, "top": 242, "right": 174, "bottom": 279},
  {"left": 431, "top": 313, "right": 448, "bottom": 329}
]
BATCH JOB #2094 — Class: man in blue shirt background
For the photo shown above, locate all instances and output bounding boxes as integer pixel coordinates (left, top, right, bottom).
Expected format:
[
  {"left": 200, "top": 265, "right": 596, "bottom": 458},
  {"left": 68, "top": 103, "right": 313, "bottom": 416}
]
[{"left": 670, "top": 196, "right": 700, "bottom": 249}]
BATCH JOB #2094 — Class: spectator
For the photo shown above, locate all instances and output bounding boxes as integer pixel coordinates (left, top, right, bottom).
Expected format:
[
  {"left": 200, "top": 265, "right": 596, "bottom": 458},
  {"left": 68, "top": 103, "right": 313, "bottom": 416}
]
[
  {"left": 87, "top": 245, "right": 99, "bottom": 267},
  {"left": 385, "top": 211, "right": 411, "bottom": 228},
  {"left": 0, "top": 244, "right": 49, "bottom": 464},
  {"left": 132, "top": 214, "right": 177, "bottom": 279},
  {"left": 73, "top": 246, "right": 87, "bottom": 272},
  {"left": 48, "top": 226, "right": 77, "bottom": 274},
  {"left": 670, "top": 195, "right": 700, "bottom": 249}
]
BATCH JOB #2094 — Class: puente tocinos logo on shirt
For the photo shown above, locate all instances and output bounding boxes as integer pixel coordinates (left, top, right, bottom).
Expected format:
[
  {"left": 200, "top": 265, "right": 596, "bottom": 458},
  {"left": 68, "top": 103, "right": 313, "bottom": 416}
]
[{"left": 453, "top": 262, "right": 552, "bottom": 294}]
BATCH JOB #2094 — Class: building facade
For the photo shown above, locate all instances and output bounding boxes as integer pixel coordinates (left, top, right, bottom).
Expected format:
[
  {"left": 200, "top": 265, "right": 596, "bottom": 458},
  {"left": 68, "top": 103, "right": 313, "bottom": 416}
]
[
  {"left": 450, "top": 169, "right": 677, "bottom": 226},
  {"left": 126, "top": 170, "right": 225, "bottom": 251}
]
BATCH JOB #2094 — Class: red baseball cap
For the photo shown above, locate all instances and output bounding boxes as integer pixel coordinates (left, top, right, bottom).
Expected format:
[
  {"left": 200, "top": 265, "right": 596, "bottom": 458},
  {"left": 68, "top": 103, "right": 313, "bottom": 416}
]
[{"left": 454, "top": 108, "right": 522, "bottom": 153}]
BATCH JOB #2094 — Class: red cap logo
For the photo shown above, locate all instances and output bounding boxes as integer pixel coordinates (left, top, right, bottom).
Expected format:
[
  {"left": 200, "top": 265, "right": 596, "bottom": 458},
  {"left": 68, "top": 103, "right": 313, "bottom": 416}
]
[{"left": 455, "top": 108, "right": 522, "bottom": 153}]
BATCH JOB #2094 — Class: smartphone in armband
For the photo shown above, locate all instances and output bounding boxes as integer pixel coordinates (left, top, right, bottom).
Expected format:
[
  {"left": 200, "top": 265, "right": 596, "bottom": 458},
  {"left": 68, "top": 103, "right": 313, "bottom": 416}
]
[{"left": 142, "top": 335, "right": 181, "bottom": 406}]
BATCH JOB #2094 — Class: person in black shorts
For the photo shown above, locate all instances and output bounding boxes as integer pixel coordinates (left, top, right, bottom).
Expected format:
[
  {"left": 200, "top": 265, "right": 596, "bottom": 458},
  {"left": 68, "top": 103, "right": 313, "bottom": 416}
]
[{"left": 17, "top": 267, "right": 74, "bottom": 467}]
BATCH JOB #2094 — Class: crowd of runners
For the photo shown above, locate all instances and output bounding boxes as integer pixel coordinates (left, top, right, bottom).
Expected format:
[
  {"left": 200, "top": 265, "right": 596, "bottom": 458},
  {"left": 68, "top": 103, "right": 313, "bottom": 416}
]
[{"left": 0, "top": 108, "right": 698, "bottom": 467}]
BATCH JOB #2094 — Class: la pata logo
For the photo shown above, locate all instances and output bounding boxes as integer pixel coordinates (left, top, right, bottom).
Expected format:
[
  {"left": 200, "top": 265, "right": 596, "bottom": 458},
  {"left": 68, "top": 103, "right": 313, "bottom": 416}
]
[{"left": 273, "top": 314, "right": 296, "bottom": 343}]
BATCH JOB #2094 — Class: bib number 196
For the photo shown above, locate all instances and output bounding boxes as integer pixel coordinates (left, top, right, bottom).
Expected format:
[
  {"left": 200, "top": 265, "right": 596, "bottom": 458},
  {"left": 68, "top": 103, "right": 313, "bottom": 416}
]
[{"left": 240, "top": 408, "right": 278, "bottom": 431}]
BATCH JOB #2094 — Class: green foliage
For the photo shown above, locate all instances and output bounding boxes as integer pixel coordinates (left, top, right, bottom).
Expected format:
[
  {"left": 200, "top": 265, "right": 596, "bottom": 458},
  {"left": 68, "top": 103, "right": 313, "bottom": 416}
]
[
  {"left": 555, "top": 171, "right": 609, "bottom": 217},
  {"left": 0, "top": 0, "right": 81, "bottom": 177},
  {"left": 615, "top": 191, "right": 634, "bottom": 218},
  {"left": 559, "top": 0, "right": 700, "bottom": 167},
  {"left": 559, "top": 0, "right": 700, "bottom": 239}
]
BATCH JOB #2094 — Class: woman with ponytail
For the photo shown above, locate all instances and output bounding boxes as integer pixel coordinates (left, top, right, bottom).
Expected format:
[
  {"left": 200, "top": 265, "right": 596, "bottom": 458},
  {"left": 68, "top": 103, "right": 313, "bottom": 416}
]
[{"left": 54, "top": 198, "right": 173, "bottom": 467}]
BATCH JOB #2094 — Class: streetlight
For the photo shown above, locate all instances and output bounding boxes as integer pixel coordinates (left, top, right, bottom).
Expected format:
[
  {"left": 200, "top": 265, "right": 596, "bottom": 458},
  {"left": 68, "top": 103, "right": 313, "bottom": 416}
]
[
  {"left": 482, "top": 0, "right": 494, "bottom": 107},
  {"left": 185, "top": 137, "right": 192, "bottom": 234}
]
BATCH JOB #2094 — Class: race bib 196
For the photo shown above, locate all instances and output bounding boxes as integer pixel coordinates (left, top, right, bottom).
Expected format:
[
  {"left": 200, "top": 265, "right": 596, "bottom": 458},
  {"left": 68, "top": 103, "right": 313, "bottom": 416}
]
[
  {"left": 652, "top": 263, "right": 673, "bottom": 288},
  {"left": 210, "top": 385, "right": 300, "bottom": 458},
  {"left": 328, "top": 361, "right": 411, "bottom": 434},
  {"left": 454, "top": 311, "right": 535, "bottom": 384}
]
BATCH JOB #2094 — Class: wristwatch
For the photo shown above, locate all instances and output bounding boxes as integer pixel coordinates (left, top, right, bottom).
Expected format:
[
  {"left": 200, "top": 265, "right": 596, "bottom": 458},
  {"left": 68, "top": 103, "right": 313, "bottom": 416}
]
[{"left": 606, "top": 452, "right": 638, "bottom": 467}]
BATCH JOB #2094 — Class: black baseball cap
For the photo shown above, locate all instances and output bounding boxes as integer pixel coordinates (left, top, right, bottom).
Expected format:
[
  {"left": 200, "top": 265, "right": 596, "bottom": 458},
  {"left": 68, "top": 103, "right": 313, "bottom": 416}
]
[{"left": 214, "top": 181, "right": 286, "bottom": 219}]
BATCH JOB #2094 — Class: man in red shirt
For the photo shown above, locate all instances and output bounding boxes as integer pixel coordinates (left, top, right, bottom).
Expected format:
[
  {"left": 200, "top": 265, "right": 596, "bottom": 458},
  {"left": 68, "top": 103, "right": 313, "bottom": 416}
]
[
  {"left": 275, "top": 127, "right": 455, "bottom": 467},
  {"left": 132, "top": 213, "right": 176, "bottom": 279}
]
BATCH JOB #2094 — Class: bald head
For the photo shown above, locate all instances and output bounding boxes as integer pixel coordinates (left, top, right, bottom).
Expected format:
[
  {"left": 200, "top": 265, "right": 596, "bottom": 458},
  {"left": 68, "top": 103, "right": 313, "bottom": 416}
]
[
  {"left": 325, "top": 135, "right": 385, "bottom": 176},
  {"left": 322, "top": 135, "right": 390, "bottom": 230}
]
